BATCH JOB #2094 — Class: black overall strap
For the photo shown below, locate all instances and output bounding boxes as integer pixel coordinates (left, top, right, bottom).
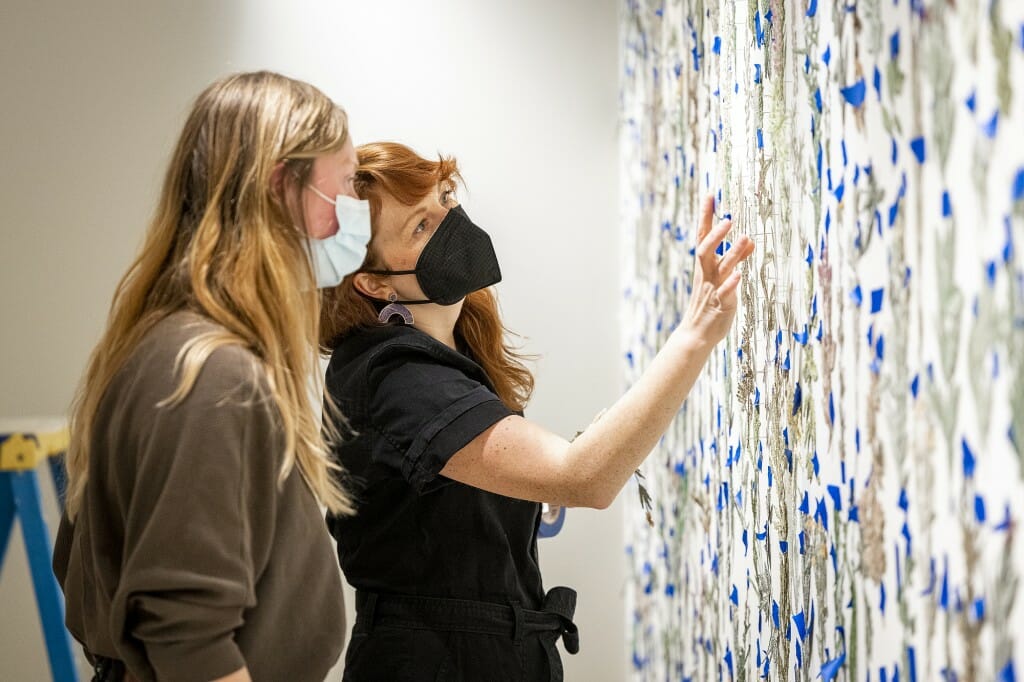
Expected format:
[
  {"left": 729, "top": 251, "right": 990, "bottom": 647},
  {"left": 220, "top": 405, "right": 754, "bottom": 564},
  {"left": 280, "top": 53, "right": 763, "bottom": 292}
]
[{"left": 354, "top": 587, "right": 579, "bottom": 681}]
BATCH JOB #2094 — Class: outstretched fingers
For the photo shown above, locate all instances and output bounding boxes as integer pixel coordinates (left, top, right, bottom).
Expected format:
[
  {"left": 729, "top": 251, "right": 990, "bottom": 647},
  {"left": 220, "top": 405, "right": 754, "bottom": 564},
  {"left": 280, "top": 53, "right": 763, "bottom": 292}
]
[
  {"left": 716, "top": 235, "right": 755, "bottom": 281},
  {"left": 696, "top": 218, "right": 733, "bottom": 283}
]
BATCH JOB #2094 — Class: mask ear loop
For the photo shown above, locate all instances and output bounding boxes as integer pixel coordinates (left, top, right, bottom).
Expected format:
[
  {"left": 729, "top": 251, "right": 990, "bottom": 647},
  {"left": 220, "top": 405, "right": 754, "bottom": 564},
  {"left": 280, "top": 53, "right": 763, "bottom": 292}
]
[{"left": 378, "top": 292, "right": 415, "bottom": 325}]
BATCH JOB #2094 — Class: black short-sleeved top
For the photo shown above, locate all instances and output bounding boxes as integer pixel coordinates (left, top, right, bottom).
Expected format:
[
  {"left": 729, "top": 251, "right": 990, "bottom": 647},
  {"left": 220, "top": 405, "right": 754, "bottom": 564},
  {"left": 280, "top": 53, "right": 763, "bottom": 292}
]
[{"left": 325, "top": 325, "right": 545, "bottom": 609}]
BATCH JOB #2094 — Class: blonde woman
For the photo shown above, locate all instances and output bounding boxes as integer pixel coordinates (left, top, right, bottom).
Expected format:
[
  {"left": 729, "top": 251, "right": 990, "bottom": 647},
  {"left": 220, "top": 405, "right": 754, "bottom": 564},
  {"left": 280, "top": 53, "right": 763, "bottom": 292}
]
[{"left": 53, "top": 72, "right": 366, "bottom": 682}]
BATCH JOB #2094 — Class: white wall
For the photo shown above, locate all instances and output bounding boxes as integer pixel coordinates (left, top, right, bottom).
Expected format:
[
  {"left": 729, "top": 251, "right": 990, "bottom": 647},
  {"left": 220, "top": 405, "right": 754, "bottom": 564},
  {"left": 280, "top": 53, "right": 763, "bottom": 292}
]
[{"left": 0, "top": 2, "right": 625, "bottom": 680}]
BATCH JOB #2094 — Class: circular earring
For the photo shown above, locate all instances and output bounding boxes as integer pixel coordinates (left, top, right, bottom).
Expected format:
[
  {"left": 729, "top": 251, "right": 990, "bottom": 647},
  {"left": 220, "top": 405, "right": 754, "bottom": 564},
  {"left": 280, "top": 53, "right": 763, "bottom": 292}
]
[{"left": 378, "top": 292, "right": 414, "bottom": 325}]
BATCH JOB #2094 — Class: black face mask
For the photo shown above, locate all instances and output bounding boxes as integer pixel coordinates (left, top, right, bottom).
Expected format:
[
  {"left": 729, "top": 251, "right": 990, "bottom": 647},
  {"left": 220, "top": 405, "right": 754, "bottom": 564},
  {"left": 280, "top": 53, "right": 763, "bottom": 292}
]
[{"left": 363, "top": 205, "right": 502, "bottom": 306}]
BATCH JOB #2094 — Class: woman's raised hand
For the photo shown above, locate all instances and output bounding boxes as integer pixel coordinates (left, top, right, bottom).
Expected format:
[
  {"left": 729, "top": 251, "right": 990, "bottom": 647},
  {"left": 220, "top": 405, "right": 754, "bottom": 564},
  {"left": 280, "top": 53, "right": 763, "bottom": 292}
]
[{"left": 680, "top": 195, "right": 755, "bottom": 346}]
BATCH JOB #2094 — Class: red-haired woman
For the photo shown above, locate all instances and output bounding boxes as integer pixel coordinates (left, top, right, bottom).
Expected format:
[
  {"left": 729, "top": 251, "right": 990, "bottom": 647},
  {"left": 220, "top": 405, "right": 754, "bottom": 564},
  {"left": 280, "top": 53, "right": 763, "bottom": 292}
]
[{"left": 319, "top": 142, "right": 754, "bottom": 681}]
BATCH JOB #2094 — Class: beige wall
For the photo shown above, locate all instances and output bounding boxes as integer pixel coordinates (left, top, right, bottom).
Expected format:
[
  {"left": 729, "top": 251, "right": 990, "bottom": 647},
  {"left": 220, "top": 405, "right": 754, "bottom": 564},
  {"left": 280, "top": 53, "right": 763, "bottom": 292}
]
[{"left": 0, "top": 2, "right": 625, "bottom": 680}]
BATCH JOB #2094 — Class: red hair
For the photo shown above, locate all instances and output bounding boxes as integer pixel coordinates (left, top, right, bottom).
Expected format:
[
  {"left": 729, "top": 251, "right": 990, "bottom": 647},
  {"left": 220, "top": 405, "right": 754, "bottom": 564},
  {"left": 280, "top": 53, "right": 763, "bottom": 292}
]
[{"left": 320, "top": 142, "right": 534, "bottom": 412}]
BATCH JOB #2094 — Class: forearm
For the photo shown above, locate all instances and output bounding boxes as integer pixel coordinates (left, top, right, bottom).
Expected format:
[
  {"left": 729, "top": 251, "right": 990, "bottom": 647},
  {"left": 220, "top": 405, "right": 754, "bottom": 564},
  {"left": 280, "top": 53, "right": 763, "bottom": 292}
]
[{"left": 564, "top": 327, "right": 715, "bottom": 507}]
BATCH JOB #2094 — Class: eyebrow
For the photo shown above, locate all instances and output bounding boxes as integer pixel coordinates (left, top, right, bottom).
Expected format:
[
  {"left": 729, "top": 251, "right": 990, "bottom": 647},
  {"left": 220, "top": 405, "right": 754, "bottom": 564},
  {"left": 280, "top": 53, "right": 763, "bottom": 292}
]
[{"left": 402, "top": 207, "right": 428, "bottom": 234}]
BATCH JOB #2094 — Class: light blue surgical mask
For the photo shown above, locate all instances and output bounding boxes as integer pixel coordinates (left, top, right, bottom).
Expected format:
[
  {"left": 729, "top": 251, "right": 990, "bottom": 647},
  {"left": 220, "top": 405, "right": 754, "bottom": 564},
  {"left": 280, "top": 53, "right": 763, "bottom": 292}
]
[{"left": 305, "top": 186, "right": 371, "bottom": 289}]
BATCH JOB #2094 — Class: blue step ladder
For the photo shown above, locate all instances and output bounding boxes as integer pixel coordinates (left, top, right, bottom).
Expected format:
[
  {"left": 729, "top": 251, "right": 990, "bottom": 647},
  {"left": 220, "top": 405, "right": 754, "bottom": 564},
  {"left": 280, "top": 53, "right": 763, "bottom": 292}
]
[{"left": 0, "top": 419, "right": 79, "bottom": 681}]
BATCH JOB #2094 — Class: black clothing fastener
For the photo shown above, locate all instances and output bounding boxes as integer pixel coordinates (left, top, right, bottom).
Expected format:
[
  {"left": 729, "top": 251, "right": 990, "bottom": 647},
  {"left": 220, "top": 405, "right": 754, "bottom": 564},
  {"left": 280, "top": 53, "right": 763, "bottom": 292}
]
[{"left": 325, "top": 325, "right": 580, "bottom": 680}]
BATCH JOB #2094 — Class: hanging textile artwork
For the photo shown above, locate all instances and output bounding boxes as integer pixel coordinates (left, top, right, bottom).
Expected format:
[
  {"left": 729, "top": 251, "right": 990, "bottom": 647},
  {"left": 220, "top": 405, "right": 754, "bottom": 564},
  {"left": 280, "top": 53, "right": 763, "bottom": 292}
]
[{"left": 621, "top": 0, "right": 1024, "bottom": 679}]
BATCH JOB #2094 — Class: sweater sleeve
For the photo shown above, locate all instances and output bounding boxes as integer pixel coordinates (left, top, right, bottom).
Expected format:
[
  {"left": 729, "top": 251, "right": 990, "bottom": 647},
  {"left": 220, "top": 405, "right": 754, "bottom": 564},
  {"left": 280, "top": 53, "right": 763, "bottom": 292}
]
[{"left": 109, "top": 347, "right": 281, "bottom": 682}]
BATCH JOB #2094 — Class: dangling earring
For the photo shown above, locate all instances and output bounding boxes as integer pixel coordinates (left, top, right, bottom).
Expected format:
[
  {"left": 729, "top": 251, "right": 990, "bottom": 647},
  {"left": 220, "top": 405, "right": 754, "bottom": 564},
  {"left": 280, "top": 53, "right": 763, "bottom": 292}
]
[{"left": 378, "top": 293, "right": 414, "bottom": 325}]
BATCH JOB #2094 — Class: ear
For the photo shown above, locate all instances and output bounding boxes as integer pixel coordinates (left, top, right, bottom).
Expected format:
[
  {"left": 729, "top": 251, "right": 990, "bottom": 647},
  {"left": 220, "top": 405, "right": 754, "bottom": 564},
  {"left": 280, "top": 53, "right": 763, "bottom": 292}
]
[
  {"left": 270, "top": 161, "right": 288, "bottom": 202},
  {"left": 353, "top": 272, "right": 390, "bottom": 300}
]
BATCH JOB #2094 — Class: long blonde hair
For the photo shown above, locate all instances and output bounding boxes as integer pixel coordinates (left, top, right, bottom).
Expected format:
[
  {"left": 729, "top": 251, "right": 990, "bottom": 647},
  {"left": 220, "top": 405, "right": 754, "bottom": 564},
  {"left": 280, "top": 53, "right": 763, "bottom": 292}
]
[
  {"left": 320, "top": 142, "right": 534, "bottom": 412},
  {"left": 66, "top": 71, "right": 353, "bottom": 518}
]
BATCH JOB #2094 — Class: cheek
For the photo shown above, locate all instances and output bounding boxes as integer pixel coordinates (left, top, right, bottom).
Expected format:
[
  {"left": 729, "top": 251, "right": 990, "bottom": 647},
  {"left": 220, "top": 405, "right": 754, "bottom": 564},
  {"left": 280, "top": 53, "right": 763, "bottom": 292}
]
[
  {"left": 377, "top": 240, "right": 422, "bottom": 270},
  {"left": 304, "top": 199, "right": 338, "bottom": 239}
]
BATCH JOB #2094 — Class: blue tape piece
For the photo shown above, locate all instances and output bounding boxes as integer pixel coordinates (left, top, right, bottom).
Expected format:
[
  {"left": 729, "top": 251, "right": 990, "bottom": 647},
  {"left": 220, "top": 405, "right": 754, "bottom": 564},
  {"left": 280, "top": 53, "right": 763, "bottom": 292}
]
[
  {"left": 538, "top": 505, "right": 566, "bottom": 538},
  {"left": 820, "top": 653, "right": 846, "bottom": 681},
  {"left": 962, "top": 439, "right": 976, "bottom": 478},
  {"left": 983, "top": 111, "right": 999, "bottom": 138},
  {"left": 840, "top": 79, "right": 866, "bottom": 106},
  {"left": 910, "top": 137, "right": 926, "bottom": 163}
]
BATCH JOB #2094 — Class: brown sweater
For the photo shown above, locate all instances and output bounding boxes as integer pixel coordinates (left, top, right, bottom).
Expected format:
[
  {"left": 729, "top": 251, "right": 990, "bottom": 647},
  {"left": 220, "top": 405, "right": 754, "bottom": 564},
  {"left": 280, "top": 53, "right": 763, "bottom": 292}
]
[{"left": 53, "top": 312, "right": 345, "bottom": 681}]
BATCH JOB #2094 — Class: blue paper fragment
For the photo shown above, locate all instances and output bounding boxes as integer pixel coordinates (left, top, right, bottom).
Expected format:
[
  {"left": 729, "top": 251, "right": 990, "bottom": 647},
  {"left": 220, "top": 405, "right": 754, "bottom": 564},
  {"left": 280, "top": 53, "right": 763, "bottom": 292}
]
[
  {"left": 974, "top": 597, "right": 985, "bottom": 621},
  {"left": 780, "top": 540, "right": 789, "bottom": 554},
  {"left": 996, "top": 505, "right": 1012, "bottom": 531},
  {"left": 899, "top": 488, "right": 909, "bottom": 511},
  {"left": 814, "top": 88, "right": 823, "bottom": 112},
  {"left": 800, "top": 492, "right": 810, "bottom": 514},
  {"left": 834, "top": 179, "right": 845, "bottom": 202},
  {"left": 975, "top": 495, "right": 986, "bottom": 523},
  {"left": 823, "top": 44, "right": 831, "bottom": 65},
  {"left": 939, "top": 560, "right": 950, "bottom": 609},
  {"left": 813, "top": 451, "right": 820, "bottom": 476},
  {"left": 963, "top": 438, "right": 976, "bottom": 478},
  {"left": 816, "top": 497, "right": 829, "bottom": 531},
  {"left": 757, "top": 128, "right": 764, "bottom": 148},
  {"left": 873, "top": 67, "right": 882, "bottom": 98},
  {"left": 922, "top": 557, "right": 936, "bottom": 596},
  {"left": 807, "top": 0, "right": 818, "bottom": 17},
  {"left": 731, "top": 585, "right": 739, "bottom": 606},
  {"left": 754, "top": 11, "right": 764, "bottom": 47},
  {"left": 891, "top": 137, "right": 899, "bottom": 164},
  {"left": 908, "top": 646, "right": 918, "bottom": 682},
  {"left": 983, "top": 111, "right": 999, "bottom": 138},
  {"left": 880, "top": 581, "right": 887, "bottom": 614},
  {"left": 852, "top": 285, "right": 863, "bottom": 306},
  {"left": 820, "top": 653, "right": 846, "bottom": 681},
  {"left": 841, "top": 79, "right": 866, "bottom": 106},
  {"left": 794, "top": 611, "right": 807, "bottom": 639},
  {"left": 999, "top": 659, "right": 1016, "bottom": 682},
  {"left": 942, "top": 191, "right": 952, "bottom": 217},
  {"left": 828, "top": 485, "right": 842, "bottom": 511},
  {"left": 848, "top": 506, "right": 859, "bottom": 522},
  {"left": 966, "top": 90, "right": 977, "bottom": 112},
  {"left": 1013, "top": 168, "right": 1024, "bottom": 202},
  {"left": 754, "top": 63, "right": 762, "bottom": 84},
  {"left": 772, "top": 600, "right": 780, "bottom": 628},
  {"left": 910, "top": 137, "right": 926, "bottom": 163},
  {"left": 890, "top": 31, "right": 900, "bottom": 59},
  {"left": 871, "top": 288, "right": 885, "bottom": 313},
  {"left": 713, "top": 36, "right": 721, "bottom": 54},
  {"left": 725, "top": 648, "right": 734, "bottom": 676}
]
